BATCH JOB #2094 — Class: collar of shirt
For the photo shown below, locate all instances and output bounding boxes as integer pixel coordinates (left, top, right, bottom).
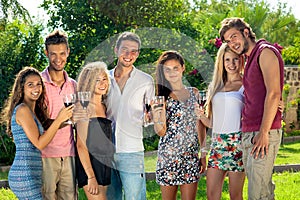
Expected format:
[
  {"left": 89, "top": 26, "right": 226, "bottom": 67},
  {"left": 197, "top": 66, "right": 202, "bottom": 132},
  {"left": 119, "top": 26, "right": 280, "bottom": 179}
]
[{"left": 41, "top": 66, "right": 72, "bottom": 85}]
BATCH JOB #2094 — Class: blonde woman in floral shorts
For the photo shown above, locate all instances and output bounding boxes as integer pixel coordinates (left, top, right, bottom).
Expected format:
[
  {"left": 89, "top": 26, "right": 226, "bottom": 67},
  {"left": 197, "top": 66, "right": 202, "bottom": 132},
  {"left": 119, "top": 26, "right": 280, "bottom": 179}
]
[{"left": 197, "top": 44, "right": 245, "bottom": 200}]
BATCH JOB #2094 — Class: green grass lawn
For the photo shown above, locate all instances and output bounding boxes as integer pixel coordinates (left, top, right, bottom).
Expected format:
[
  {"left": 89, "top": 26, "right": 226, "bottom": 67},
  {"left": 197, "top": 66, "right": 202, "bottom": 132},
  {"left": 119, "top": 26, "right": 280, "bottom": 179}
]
[
  {"left": 275, "top": 141, "right": 300, "bottom": 165},
  {"left": 2, "top": 172, "right": 299, "bottom": 200},
  {"left": 1, "top": 141, "right": 300, "bottom": 199},
  {"left": 145, "top": 141, "right": 300, "bottom": 172},
  {"left": 145, "top": 171, "right": 300, "bottom": 200}
]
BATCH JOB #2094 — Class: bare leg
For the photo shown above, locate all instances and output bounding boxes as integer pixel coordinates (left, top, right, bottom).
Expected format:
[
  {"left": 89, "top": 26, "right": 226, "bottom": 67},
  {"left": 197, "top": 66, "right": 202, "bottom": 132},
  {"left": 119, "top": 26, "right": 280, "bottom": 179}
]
[
  {"left": 180, "top": 182, "right": 198, "bottom": 200},
  {"left": 206, "top": 168, "right": 227, "bottom": 200},
  {"left": 160, "top": 185, "right": 178, "bottom": 200},
  {"left": 228, "top": 171, "right": 245, "bottom": 200}
]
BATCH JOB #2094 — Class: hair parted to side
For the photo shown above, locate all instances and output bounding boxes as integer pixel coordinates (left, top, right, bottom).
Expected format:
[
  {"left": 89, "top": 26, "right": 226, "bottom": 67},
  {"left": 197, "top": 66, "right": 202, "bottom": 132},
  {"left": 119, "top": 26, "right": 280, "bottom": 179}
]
[
  {"left": 0, "top": 67, "right": 48, "bottom": 136},
  {"left": 45, "top": 30, "right": 69, "bottom": 50},
  {"left": 115, "top": 31, "right": 141, "bottom": 50},
  {"left": 206, "top": 43, "right": 244, "bottom": 117},
  {"left": 77, "top": 61, "right": 110, "bottom": 100},
  {"left": 219, "top": 17, "right": 256, "bottom": 43},
  {"left": 155, "top": 50, "right": 185, "bottom": 100}
]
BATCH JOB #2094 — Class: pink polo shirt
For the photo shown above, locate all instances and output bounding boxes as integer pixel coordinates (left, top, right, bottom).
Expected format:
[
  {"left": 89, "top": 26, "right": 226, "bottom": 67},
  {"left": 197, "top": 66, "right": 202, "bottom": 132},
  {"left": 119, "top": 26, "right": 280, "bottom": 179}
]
[{"left": 41, "top": 67, "right": 77, "bottom": 157}]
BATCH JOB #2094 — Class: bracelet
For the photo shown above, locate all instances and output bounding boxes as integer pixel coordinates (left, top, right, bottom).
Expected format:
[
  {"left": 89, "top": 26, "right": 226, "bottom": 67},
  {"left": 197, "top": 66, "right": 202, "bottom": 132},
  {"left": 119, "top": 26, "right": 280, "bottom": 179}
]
[{"left": 88, "top": 176, "right": 95, "bottom": 180}]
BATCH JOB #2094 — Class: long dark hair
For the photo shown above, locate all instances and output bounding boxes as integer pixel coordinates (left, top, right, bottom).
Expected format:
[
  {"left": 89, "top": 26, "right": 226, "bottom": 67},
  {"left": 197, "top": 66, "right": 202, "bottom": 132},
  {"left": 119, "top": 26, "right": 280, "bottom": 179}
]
[
  {"left": 155, "top": 50, "right": 185, "bottom": 100},
  {"left": 1, "top": 67, "right": 48, "bottom": 136}
]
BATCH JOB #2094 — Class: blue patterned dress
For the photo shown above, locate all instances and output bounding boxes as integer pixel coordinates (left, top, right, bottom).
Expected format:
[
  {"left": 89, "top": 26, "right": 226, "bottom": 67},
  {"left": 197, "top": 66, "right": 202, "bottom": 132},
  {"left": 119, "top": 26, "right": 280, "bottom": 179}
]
[
  {"left": 8, "top": 105, "right": 44, "bottom": 199},
  {"left": 156, "top": 87, "right": 200, "bottom": 185}
]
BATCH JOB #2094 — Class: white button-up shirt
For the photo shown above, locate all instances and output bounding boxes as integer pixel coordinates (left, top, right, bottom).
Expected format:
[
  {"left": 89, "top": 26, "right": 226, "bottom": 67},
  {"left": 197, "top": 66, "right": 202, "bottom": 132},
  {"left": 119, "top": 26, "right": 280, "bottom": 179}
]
[{"left": 106, "top": 67, "right": 155, "bottom": 153}]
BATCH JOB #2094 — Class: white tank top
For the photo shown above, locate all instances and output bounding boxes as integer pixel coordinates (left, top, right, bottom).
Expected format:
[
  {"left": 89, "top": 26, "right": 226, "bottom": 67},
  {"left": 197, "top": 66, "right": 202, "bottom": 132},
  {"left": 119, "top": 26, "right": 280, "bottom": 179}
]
[{"left": 212, "top": 86, "right": 244, "bottom": 134}]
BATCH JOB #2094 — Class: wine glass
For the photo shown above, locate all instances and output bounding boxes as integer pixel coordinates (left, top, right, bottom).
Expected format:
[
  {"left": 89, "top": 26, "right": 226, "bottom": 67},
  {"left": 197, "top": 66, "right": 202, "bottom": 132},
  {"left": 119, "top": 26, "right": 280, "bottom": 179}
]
[
  {"left": 77, "top": 91, "right": 91, "bottom": 121},
  {"left": 198, "top": 90, "right": 207, "bottom": 109},
  {"left": 78, "top": 91, "right": 91, "bottom": 110},
  {"left": 63, "top": 93, "right": 76, "bottom": 124},
  {"left": 143, "top": 97, "right": 153, "bottom": 127},
  {"left": 153, "top": 96, "right": 165, "bottom": 124}
]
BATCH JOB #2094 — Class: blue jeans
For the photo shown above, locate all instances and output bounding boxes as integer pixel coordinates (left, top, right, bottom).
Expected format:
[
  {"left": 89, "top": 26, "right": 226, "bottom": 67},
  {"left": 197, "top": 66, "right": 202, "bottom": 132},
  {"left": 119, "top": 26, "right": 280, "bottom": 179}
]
[{"left": 107, "top": 152, "right": 146, "bottom": 200}]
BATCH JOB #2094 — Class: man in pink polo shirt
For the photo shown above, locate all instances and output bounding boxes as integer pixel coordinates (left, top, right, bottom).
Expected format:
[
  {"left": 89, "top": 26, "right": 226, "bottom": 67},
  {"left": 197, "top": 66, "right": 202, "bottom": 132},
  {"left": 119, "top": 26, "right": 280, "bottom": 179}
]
[{"left": 41, "top": 30, "right": 77, "bottom": 199}]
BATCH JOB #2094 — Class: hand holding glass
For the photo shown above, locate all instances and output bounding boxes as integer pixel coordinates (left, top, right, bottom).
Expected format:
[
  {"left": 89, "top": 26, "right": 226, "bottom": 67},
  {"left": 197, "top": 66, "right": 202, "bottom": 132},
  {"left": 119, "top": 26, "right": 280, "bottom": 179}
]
[
  {"left": 143, "top": 97, "right": 153, "bottom": 127},
  {"left": 153, "top": 96, "right": 165, "bottom": 124},
  {"left": 63, "top": 94, "right": 76, "bottom": 124}
]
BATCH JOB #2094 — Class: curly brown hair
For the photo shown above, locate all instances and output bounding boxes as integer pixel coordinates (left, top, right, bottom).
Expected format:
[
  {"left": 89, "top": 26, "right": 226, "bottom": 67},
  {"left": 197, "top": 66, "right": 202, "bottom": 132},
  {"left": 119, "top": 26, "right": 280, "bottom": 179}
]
[
  {"left": 0, "top": 67, "right": 48, "bottom": 136},
  {"left": 77, "top": 61, "right": 110, "bottom": 101},
  {"left": 219, "top": 17, "right": 256, "bottom": 43}
]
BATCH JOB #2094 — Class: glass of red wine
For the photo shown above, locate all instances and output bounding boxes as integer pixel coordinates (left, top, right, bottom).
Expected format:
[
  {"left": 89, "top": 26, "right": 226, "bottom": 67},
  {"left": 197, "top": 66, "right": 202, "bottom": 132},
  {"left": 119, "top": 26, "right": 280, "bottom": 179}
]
[
  {"left": 63, "top": 93, "right": 76, "bottom": 124},
  {"left": 77, "top": 91, "right": 91, "bottom": 121},
  {"left": 153, "top": 96, "right": 165, "bottom": 124},
  {"left": 143, "top": 97, "right": 153, "bottom": 127},
  {"left": 78, "top": 91, "right": 91, "bottom": 109},
  {"left": 198, "top": 90, "right": 207, "bottom": 109}
]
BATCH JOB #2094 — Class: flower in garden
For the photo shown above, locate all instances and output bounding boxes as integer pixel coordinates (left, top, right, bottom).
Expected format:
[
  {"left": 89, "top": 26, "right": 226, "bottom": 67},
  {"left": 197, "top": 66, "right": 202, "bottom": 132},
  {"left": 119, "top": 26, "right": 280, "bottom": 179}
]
[
  {"left": 273, "top": 42, "right": 283, "bottom": 53},
  {"left": 189, "top": 69, "right": 198, "bottom": 75},
  {"left": 214, "top": 38, "right": 222, "bottom": 48},
  {"left": 209, "top": 37, "right": 222, "bottom": 48}
]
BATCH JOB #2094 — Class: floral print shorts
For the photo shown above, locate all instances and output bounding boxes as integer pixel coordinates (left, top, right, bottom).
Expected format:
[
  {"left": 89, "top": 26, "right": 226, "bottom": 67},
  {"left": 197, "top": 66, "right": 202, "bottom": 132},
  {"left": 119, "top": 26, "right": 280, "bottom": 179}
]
[{"left": 208, "top": 132, "right": 244, "bottom": 172}]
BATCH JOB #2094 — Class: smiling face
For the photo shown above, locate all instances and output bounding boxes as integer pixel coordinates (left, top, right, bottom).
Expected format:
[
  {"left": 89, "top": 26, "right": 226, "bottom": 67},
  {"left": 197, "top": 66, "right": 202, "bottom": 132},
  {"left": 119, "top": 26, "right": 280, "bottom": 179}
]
[
  {"left": 45, "top": 43, "right": 70, "bottom": 71},
  {"left": 223, "top": 51, "right": 241, "bottom": 75},
  {"left": 115, "top": 40, "right": 139, "bottom": 68},
  {"left": 23, "top": 75, "right": 43, "bottom": 102},
  {"left": 94, "top": 72, "right": 109, "bottom": 96},
  {"left": 163, "top": 59, "right": 185, "bottom": 84},
  {"left": 223, "top": 28, "right": 249, "bottom": 56}
]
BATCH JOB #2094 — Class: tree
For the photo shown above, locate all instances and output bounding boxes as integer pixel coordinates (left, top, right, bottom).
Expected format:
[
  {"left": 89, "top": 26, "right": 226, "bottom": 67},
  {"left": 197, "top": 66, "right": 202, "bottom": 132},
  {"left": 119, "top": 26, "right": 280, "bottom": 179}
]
[
  {"left": 0, "top": 19, "right": 45, "bottom": 165},
  {"left": 190, "top": 0, "right": 298, "bottom": 58},
  {"left": 0, "top": 0, "right": 31, "bottom": 24},
  {"left": 41, "top": 0, "right": 208, "bottom": 83},
  {"left": 0, "top": 20, "right": 45, "bottom": 108}
]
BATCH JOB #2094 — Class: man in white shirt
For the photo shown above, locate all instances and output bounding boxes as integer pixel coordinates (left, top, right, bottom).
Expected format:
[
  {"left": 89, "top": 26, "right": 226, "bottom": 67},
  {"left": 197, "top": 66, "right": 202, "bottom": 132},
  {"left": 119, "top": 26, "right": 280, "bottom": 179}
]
[{"left": 106, "top": 32, "right": 155, "bottom": 200}]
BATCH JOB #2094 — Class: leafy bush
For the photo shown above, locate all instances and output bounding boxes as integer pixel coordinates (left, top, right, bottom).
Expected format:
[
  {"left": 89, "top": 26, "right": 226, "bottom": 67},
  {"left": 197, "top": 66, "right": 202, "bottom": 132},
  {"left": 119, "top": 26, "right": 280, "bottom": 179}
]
[
  {"left": 0, "top": 128, "right": 15, "bottom": 165},
  {"left": 143, "top": 134, "right": 159, "bottom": 151},
  {"left": 285, "top": 129, "right": 300, "bottom": 137},
  {"left": 282, "top": 37, "right": 300, "bottom": 65}
]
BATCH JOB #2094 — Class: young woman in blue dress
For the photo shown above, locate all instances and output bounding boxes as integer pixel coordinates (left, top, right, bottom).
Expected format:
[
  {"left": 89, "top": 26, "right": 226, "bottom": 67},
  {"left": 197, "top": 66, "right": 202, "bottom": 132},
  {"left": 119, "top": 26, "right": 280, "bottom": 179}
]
[{"left": 1, "top": 67, "right": 73, "bottom": 199}]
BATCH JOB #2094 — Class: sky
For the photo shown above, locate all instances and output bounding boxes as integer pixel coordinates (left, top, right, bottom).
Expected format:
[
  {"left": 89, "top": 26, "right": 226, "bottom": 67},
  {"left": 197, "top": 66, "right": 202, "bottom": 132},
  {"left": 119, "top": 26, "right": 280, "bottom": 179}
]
[{"left": 18, "top": 0, "right": 300, "bottom": 20}]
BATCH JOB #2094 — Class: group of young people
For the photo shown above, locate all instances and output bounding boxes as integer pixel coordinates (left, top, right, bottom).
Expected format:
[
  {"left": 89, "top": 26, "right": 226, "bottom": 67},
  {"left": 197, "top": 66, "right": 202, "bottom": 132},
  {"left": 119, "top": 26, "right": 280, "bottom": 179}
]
[{"left": 1, "top": 17, "right": 284, "bottom": 200}]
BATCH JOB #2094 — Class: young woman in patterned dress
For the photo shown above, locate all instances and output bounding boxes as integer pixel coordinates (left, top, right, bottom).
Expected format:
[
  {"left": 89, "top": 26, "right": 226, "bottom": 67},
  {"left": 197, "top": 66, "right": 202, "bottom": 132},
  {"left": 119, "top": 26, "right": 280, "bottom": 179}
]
[
  {"left": 152, "top": 50, "right": 206, "bottom": 200},
  {"left": 196, "top": 44, "right": 245, "bottom": 200},
  {"left": 1, "top": 67, "right": 73, "bottom": 199}
]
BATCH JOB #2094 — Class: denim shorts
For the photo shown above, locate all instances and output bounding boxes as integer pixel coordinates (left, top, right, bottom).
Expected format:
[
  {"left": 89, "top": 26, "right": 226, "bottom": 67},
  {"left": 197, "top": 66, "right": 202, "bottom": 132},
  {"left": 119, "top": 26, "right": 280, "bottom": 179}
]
[{"left": 107, "top": 152, "right": 146, "bottom": 200}]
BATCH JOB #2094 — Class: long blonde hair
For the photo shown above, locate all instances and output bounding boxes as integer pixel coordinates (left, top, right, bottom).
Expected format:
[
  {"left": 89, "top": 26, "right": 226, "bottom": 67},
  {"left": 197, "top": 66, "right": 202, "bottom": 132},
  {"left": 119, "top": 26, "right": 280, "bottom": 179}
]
[
  {"left": 206, "top": 44, "right": 244, "bottom": 117},
  {"left": 77, "top": 61, "right": 110, "bottom": 100}
]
